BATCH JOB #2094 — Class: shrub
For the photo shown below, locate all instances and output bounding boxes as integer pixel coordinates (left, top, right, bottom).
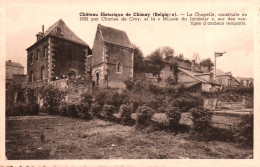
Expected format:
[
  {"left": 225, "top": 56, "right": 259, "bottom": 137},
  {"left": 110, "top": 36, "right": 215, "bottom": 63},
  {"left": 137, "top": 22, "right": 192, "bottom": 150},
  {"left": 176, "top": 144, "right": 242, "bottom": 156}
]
[
  {"left": 147, "top": 96, "right": 166, "bottom": 112},
  {"left": 76, "top": 103, "right": 92, "bottom": 120},
  {"left": 149, "top": 84, "right": 163, "bottom": 94},
  {"left": 81, "top": 93, "right": 93, "bottom": 106},
  {"left": 6, "top": 103, "right": 41, "bottom": 116},
  {"left": 90, "top": 102, "right": 102, "bottom": 118},
  {"left": 58, "top": 102, "right": 68, "bottom": 116},
  {"left": 131, "top": 98, "right": 143, "bottom": 113},
  {"left": 119, "top": 103, "right": 135, "bottom": 126},
  {"left": 106, "top": 92, "right": 127, "bottom": 112},
  {"left": 95, "top": 91, "right": 107, "bottom": 107},
  {"left": 30, "top": 104, "right": 40, "bottom": 115},
  {"left": 190, "top": 107, "right": 212, "bottom": 131},
  {"left": 102, "top": 104, "right": 116, "bottom": 121},
  {"left": 125, "top": 80, "right": 135, "bottom": 90},
  {"left": 172, "top": 93, "right": 203, "bottom": 112},
  {"left": 67, "top": 104, "right": 77, "bottom": 118},
  {"left": 136, "top": 105, "right": 155, "bottom": 128},
  {"left": 38, "top": 85, "right": 66, "bottom": 115},
  {"left": 6, "top": 104, "right": 28, "bottom": 116},
  {"left": 233, "top": 114, "right": 253, "bottom": 147},
  {"left": 166, "top": 107, "right": 181, "bottom": 132}
]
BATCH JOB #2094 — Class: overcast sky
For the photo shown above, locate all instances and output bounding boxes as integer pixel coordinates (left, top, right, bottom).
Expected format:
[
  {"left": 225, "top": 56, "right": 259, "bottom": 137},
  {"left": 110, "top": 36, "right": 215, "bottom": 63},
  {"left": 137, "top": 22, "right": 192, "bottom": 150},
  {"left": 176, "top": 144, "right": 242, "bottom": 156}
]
[{"left": 4, "top": 0, "right": 255, "bottom": 78}]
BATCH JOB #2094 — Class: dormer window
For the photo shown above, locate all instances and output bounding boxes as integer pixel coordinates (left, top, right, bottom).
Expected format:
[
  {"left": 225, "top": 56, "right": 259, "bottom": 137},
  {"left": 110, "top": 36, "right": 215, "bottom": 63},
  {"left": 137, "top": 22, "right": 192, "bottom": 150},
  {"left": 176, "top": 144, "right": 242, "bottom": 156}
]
[{"left": 57, "top": 27, "right": 62, "bottom": 35}]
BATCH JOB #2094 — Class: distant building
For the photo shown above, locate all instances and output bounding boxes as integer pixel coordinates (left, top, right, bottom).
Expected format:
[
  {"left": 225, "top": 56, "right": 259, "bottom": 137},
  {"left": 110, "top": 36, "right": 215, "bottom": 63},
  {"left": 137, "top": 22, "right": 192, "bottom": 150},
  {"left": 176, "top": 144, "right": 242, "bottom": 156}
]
[
  {"left": 214, "top": 69, "right": 241, "bottom": 89},
  {"left": 145, "top": 60, "right": 221, "bottom": 92},
  {"left": 26, "top": 19, "right": 92, "bottom": 83},
  {"left": 6, "top": 60, "right": 26, "bottom": 89},
  {"left": 89, "top": 24, "right": 134, "bottom": 89},
  {"left": 6, "top": 60, "right": 24, "bottom": 80},
  {"left": 236, "top": 77, "right": 254, "bottom": 87},
  {"left": 6, "top": 60, "right": 27, "bottom": 106}
]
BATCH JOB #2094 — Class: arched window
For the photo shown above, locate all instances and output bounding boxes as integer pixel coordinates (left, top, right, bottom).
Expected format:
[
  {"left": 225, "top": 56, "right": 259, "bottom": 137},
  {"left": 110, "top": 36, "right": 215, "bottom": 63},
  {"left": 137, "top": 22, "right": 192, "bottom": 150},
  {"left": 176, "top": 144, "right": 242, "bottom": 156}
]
[
  {"left": 116, "top": 63, "right": 122, "bottom": 73},
  {"left": 41, "top": 66, "right": 44, "bottom": 80},
  {"left": 36, "top": 49, "right": 40, "bottom": 61}
]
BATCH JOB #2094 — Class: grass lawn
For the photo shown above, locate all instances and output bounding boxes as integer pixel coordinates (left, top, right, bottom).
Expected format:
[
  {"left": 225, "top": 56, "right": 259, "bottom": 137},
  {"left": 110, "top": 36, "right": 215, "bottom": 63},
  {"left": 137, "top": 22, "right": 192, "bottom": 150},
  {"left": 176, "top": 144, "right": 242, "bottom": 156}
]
[{"left": 6, "top": 115, "right": 253, "bottom": 159}]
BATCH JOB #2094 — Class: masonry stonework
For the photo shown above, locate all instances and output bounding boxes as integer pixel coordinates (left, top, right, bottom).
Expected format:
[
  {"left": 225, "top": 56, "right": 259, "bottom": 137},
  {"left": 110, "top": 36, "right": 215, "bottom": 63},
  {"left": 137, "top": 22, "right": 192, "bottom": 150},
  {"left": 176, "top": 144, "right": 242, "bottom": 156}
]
[{"left": 91, "top": 24, "right": 134, "bottom": 89}]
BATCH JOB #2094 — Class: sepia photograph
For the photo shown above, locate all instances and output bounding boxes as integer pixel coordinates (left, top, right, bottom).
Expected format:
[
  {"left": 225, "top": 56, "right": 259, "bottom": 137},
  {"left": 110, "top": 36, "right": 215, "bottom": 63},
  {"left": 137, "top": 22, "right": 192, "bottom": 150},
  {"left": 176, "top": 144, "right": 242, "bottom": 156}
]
[{"left": 0, "top": 0, "right": 259, "bottom": 166}]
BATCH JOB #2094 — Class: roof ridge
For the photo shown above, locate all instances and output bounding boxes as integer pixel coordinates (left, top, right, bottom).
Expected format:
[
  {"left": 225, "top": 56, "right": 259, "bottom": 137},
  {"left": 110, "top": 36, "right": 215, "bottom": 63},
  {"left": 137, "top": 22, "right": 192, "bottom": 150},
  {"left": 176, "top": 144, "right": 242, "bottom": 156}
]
[
  {"left": 98, "top": 24, "right": 126, "bottom": 33},
  {"left": 97, "top": 24, "right": 133, "bottom": 49}
]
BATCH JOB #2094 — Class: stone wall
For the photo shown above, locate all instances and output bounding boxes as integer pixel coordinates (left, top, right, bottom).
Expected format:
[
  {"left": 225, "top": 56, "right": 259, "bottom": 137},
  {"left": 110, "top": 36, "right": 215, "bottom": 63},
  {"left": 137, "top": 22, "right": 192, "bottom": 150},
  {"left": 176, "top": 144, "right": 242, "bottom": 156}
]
[
  {"left": 92, "top": 29, "right": 104, "bottom": 67},
  {"left": 27, "top": 38, "right": 49, "bottom": 81},
  {"left": 51, "top": 37, "right": 88, "bottom": 79}
]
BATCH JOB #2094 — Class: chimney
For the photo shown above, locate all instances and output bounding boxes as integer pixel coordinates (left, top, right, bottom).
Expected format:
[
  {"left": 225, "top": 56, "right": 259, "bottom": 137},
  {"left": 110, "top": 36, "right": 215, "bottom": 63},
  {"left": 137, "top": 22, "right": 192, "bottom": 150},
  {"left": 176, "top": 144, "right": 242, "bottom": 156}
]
[
  {"left": 225, "top": 72, "right": 232, "bottom": 76},
  {"left": 42, "top": 25, "right": 44, "bottom": 33},
  {"left": 191, "top": 60, "right": 195, "bottom": 72}
]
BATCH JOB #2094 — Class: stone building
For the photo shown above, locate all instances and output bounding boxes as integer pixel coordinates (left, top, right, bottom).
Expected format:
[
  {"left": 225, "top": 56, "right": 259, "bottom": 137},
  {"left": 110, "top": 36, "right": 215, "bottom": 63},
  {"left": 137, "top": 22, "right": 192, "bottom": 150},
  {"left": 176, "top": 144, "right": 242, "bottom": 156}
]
[
  {"left": 89, "top": 24, "right": 134, "bottom": 89},
  {"left": 26, "top": 19, "right": 92, "bottom": 83},
  {"left": 6, "top": 60, "right": 27, "bottom": 106},
  {"left": 23, "top": 19, "right": 93, "bottom": 103},
  {"left": 236, "top": 77, "right": 254, "bottom": 87},
  {"left": 214, "top": 69, "right": 241, "bottom": 89},
  {"left": 6, "top": 60, "right": 24, "bottom": 80},
  {"left": 145, "top": 59, "right": 221, "bottom": 92}
]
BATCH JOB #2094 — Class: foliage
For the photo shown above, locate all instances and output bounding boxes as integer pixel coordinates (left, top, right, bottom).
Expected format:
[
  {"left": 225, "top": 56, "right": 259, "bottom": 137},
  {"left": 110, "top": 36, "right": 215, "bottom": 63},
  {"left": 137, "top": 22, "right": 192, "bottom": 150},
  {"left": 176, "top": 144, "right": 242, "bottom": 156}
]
[
  {"left": 26, "top": 88, "right": 39, "bottom": 106},
  {"left": 148, "top": 84, "right": 163, "bottom": 95},
  {"left": 76, "top": 102, "right": 92, "bottom": 120},
  {"left": 119, "top": 103, "right": 135, "bottom": 126},
  {"left": 161, "top": 46, "right": 174, "bottom": 61},
  {"left": 38, "top": 85, "right": 67, "bottom": 115},
  {"left": 167, "top": 62, "right": 179, "bottom": 83},
  {"left": 136, "top": 105, "right": 155, "bottom": 128},
  {"left": 90, "top": 102, "right": 102, "bottom": 118},
  {"left": 6, "top": 104, "right": 39, "bottom": 116},
  {"left": 81, "top": 93, "right": 93, "bottom": 106},
  {"left": 106, "top": 91, "right": 127, "bottom": 112},
  {"left": 200, "top": 58, "right": 214, "bottom": 69},
  {"left": 144, "top": 47, "right": 165, "bottom": 75},
  {"left": 94, "top": 91, "right": 107, "bottom": 107},
  {"left": 67, "top": 104, "right": 77, "bottom": 118},
  {"left": 102, "top": 104, "right": 117, "bottom": 121},
  {"left": 171, "top": 93, "right": 203, "bottom": 112},
  {"left": 125, "top": 79, "right": 135, "bottom": 90},
  {"left": 59, "top": 102, "right": 68, "bottom": 116},
  {"left": 133, "top": 44, "right": 145, "bottom": 73},
  {"left": 147, "top": 96, "right": 166, "bottom": 112},
  {"left": 233, "top": 114, "right": 253, "bottom": 147},
  {"left": 166, "top": 107, "right": 181, "bottom": 132},
  {"left": 190, "top": 108, "right": 213, "bottom": 131}
]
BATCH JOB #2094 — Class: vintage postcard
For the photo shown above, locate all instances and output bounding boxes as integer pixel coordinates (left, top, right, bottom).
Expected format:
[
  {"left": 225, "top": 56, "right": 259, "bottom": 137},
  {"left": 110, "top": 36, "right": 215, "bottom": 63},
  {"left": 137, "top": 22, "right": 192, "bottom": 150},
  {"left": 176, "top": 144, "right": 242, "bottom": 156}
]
[{"left": 0, "top": 0, "right": 259, "bottom": 166}]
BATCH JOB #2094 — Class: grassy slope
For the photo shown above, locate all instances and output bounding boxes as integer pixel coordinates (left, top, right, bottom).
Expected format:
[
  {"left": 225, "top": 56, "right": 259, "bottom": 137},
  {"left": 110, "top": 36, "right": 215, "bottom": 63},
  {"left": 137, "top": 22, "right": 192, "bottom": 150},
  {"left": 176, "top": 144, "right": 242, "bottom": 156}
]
[{"left": 6, "top": 115, "right": 252, "bottom": 159}]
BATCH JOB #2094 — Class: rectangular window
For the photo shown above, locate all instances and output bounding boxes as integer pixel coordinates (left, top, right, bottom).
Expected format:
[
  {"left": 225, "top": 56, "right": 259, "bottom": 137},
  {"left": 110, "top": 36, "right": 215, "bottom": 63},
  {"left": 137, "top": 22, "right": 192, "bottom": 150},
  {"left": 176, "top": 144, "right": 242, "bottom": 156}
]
[
  {"left": 44, "top": 46, "right": 48, "bottom": 57},
  {"left": 37, "top": 49, "right": 40, "bottom": 61}
]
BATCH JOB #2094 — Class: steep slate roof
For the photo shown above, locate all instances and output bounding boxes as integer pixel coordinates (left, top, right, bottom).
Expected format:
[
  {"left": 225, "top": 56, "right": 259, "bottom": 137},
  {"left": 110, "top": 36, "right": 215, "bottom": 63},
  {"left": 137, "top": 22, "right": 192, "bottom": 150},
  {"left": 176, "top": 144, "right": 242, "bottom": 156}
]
[
  {"left": 98, "top": 24, "right": 133, "bottom": 49},
  {"left": 27, "top": 19, "right": 90, "bottom": 50},
  {"left": 6, "top": 60, "right": 24, "bottom": 68}
]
